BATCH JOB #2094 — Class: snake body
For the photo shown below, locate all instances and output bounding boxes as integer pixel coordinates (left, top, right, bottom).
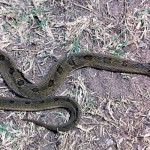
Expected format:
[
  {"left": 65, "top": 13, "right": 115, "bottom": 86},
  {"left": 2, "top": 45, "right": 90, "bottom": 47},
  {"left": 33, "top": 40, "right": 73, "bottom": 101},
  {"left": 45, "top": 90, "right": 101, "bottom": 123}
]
[{"left": 0, "top": 50, "right": 149, "bottom": 132}]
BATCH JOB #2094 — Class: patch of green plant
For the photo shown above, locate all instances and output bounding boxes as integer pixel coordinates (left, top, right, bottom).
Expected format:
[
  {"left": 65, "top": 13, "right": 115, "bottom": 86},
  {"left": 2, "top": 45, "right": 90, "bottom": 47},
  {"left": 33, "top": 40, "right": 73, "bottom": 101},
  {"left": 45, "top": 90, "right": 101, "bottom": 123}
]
[
  {"left": 0, "top": 123, "right": 12, "bottom": 138},
  {"left": 2, "top": 24, "right": 9, "bottom": 31},
  {"left": 107, "top": 40, "right": 128, "bottom": 57},
  {"left": 26, "top": 33, "right": 31, "bottom": 39},
  {"left": 39, "top": 17, "right": 48, "bottom": 27},
  {"left": 84, "top": 97, "right": 95, "bottom": 110},
  {"left": 67, "top": 36, "right": 80, "bottom": 57},
  {"left": 72, "top": 86, "right": 82, "bottom": 96},
  {"left": 56, "top": 112, "right": 67, "bottom": 121},
  {"left": 12, "top": 19, "right": 19, "bottom": 27},
  {"left": 18, "top": 12, "right": 28, "bottom": 21},
  {"left": 146, "top": 8, "right": 150, "bottom": 14},
  {"left": 31, "top": 6, "right": 44, "bottom": 15},
  {"left": 6, "top": 6, "right": 47, "bottom": 28},
  {"left": 72, "top": 36, "right": 80, "bottom": 53},
  {"left": 106, "top": 28, "right": 128, "bottom": 57},
  {"left": 0, "top": 123, "right": 8, "bottom": 132}
]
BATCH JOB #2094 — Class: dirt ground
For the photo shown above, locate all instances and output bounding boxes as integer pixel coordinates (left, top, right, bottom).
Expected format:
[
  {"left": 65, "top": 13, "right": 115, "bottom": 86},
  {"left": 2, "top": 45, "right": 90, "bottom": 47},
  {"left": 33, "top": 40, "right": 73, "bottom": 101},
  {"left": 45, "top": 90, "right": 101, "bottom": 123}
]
[{"left": 0, "top": 0, "right": 150, "bottom": 150}]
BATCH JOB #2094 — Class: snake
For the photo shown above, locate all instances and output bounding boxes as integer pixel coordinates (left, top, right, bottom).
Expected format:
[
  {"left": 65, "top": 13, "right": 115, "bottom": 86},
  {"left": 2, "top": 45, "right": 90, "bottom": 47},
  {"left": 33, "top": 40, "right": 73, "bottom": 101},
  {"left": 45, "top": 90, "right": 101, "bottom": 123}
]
[{"left": 0, "top": 50, "right": 149, "bottom": 132}]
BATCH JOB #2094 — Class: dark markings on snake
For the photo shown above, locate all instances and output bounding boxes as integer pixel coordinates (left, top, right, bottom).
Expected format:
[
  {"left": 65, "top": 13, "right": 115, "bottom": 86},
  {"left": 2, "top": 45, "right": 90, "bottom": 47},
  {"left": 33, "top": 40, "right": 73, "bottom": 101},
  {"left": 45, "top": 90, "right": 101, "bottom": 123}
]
[
  {"left": 135, "top": 63, "right": 145, "bottom": 69},
  {"left": 9, "top": 100, "right": 14, "bottom": 104},
  {"left": 103, "top": 57, "right": 112, "bottom": 64},
  {"left": 122, "top": 61, "right": 128, "bottom": 67},
  {"left": 57, "top": 66, "right": 63, "bottom": 74},
  {"left": 25, "top": 101, "right": 30, "bottom": 104},
  {"left": 17, "top": 79, "right": 25, "bottom": 86},
  {"left": 40, "top": 100, "right": 44, "bottom": 103},
  {"left": 48, "top": 80, "right": 54, "bottom": 87},
  {"left": 9, "top": 67, "right": 15, "bottom": 75},
  {"left": 83, "top": 55, "right": 93, "bottom": 60},
  {"left": 68, "top": 56, "right": 76, "bottom": 66},
  {"left": 0, "top": 55, "right": 5, "bottom": 61},
  {"left": 0, "top": 51, "right": 149, "bottom": 132},
  {"left": 54, "top": 98, "right": 59, "bottom": 101},
  {"left": 31, "top": 88, "right": 39, "bottom": 92}
]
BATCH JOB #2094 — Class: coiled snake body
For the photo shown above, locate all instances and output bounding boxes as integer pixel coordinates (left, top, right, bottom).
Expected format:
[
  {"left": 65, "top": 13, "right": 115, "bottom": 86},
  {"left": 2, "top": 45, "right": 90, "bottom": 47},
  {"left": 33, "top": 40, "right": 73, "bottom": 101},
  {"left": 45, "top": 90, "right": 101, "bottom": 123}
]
[{"left": 0, "top": 51, "right": 149, "bottom": 132}]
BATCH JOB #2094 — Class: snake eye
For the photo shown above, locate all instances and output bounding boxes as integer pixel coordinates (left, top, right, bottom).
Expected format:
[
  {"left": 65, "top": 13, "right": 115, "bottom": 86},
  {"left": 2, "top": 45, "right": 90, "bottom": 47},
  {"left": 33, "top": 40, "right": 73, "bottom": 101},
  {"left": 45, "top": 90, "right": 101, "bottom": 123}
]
[
  {"left": 48, "top": 80, "right": 54, "bottom": 87},
  {"left": 83, "top": 55, "right": 93, "bottom": 60},
  {"left": 9, "top": 67, "right": 15, "bottom": 75},
  {"left": 0, "top": 54, "right": 5, "bottom": 61},
  {"left": 17, "top": 79, "right": 25, "bottom": 86}
]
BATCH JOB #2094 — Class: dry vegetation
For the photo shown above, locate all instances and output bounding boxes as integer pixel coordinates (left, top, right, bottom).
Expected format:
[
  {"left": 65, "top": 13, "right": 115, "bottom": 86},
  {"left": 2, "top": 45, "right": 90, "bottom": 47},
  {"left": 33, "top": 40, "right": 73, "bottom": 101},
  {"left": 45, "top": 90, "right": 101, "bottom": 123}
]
[{"left": 0, "top": 0, "right": 150, "bottom": 150}]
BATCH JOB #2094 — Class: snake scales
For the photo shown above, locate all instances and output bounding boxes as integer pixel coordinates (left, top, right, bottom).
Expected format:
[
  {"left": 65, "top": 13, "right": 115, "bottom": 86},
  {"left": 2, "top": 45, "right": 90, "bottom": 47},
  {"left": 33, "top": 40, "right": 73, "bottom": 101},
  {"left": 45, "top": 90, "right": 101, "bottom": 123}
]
[{"left": 0, "top": 50, "right": 149, "bottom": 132}]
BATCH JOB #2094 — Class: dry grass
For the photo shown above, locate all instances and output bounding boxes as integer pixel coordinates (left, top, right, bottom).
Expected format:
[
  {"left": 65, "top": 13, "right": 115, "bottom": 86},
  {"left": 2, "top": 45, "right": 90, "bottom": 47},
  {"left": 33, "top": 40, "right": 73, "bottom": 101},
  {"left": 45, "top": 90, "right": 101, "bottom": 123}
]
[{"left": 0, "top": 0, "right": 150, "bottom": 150}]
